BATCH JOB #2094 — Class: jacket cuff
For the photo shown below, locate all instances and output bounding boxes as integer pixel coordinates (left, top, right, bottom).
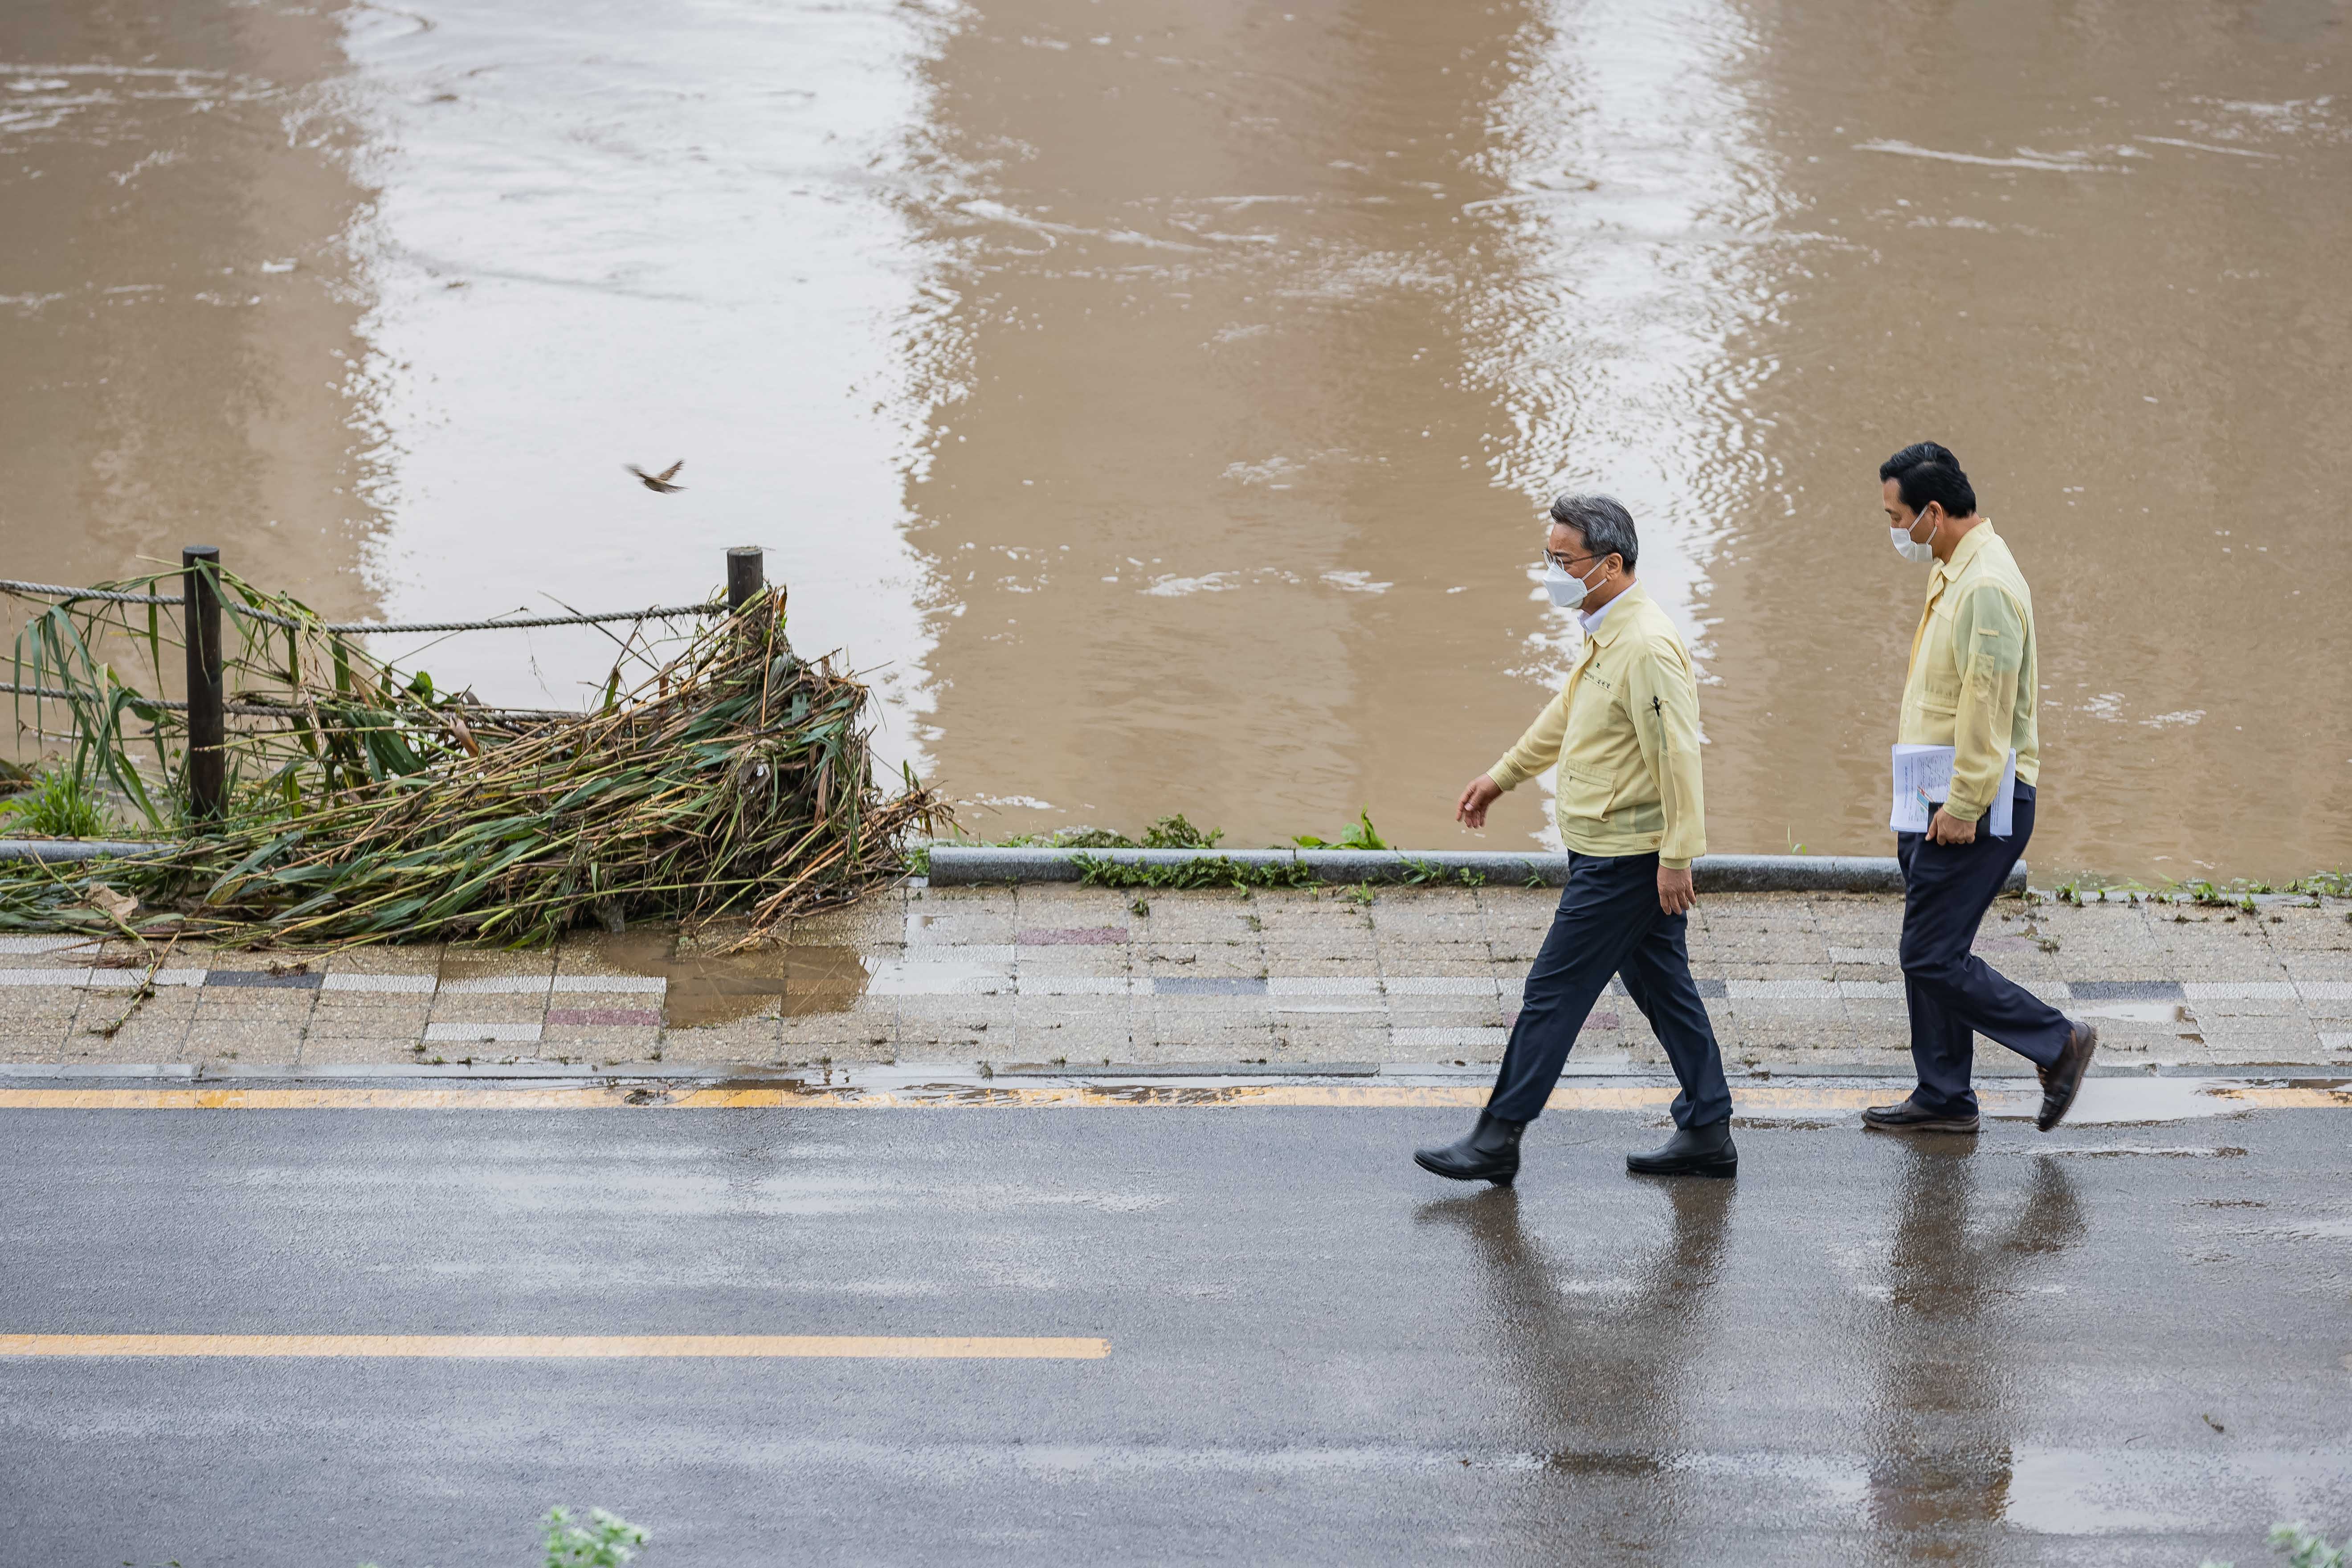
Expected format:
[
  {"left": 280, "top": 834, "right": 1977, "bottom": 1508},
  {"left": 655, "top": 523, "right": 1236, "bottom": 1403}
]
[
  {"left": 1659, "top": 856, "right": 1693, "bottom": 871},
  {"left": 1485, "top": 759, "right": 1523, "bottom": 792}
]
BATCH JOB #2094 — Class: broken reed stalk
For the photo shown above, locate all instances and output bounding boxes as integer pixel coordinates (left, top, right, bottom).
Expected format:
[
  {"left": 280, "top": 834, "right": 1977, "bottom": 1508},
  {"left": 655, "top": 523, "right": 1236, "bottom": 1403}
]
[{"left": 0, "top": 572, "right": 941, "bottom": 946}]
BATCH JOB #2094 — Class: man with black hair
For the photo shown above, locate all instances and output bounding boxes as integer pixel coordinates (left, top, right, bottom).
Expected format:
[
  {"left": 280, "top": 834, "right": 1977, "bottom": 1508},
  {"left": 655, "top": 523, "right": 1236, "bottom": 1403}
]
[
  {"left": 1415, "top": 492, "right": 1735, "bottom": 1184},
  {"left": 1872, "top": 442, "right": 2097, "bottom": 1135}
]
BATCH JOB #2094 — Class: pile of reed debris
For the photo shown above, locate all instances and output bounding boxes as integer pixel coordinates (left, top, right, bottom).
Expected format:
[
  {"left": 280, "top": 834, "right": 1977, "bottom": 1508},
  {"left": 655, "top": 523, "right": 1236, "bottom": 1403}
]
[{"left": 0, "top": 571, "right": 937, "bottom": 946}]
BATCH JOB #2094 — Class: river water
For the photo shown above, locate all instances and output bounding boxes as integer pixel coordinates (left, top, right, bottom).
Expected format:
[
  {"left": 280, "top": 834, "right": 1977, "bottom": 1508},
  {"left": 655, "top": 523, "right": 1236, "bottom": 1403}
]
[{"left": 3, "top": 0, "right": 2347, "bottom": 880}]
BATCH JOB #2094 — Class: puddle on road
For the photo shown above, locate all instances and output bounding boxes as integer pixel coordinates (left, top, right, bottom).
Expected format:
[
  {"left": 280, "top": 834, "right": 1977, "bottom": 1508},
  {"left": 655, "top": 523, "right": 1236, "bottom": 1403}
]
[
  {"left": 2005, "top": 1445, "right": 2352, "bottom": 1536},
  {"left": 567, "top": 932, "right": 870, "bottom": 1028},
  {"left": 1990, "top": 1078, "right": 2247, "bottom": 1125}
]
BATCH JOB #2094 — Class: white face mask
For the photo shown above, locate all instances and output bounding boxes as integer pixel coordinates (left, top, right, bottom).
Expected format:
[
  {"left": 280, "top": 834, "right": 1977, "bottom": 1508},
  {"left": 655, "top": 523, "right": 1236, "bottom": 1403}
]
[
  {"left": 1544, "top": 558, "right": 1601, "bottom": 610},
  {"left": 1890, "top": 508, "right": 1938, "bottom": 564}
]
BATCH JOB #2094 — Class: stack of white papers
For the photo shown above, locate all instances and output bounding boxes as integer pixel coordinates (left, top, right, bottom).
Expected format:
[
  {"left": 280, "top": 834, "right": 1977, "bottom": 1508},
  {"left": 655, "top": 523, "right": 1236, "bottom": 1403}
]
[{"left": 1890, "top": 744, "right": 2017, "bottom": 838}]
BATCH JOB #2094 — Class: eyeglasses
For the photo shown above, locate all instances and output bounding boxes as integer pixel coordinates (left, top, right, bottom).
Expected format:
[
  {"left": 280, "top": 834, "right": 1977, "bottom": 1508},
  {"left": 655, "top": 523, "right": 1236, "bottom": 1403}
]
[{"left": 1544, "top": 549, "right": 1603, "bottom": 572}]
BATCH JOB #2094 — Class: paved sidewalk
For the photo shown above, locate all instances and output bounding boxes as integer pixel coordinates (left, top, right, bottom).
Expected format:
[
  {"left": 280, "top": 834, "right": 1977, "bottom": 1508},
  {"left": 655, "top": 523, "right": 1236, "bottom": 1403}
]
[{"left": 1, "top": 884, "right": 2347, "bottom": 1074}]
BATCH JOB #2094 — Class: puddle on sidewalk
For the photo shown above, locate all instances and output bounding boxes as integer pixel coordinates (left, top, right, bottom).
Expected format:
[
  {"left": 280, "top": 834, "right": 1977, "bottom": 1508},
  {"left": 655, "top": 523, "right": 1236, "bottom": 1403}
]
[
  {"left": 2075, "top": 1002, "right": 2195, "bottom": 1026},
  {"left": 568, "top": 932, "right": 869, "bottom": 1028}
]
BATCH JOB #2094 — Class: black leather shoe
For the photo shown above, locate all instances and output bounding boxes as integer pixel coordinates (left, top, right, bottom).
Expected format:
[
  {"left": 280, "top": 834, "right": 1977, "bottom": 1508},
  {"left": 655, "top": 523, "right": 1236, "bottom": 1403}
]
[
  {"left": 1413, "top": 1111, "right": 1524, "bottom": 1185},
  {"left": 1861, "top": 1097, "right": 1980, "bottom": 1135},
  {"left": 2037, "top": 1021, "right": 2099, "bottom": 1131},
  {"left": 1625, "top": 1119, "right": 1737, "bottom": 1178}
]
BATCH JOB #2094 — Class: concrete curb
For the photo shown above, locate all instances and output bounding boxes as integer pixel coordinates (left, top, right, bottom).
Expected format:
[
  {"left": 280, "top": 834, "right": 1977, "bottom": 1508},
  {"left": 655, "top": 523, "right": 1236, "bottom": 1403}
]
[
  {"left": 0, "top": 837, "right": 173, "bottom": 862},
  {"left": 927, "top": 846, "right": 2027, "bottom": 895}
]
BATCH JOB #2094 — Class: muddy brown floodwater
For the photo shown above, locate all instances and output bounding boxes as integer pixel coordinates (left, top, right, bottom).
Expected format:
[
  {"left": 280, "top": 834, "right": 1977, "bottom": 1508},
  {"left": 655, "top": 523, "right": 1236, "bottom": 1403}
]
[{"left": 3, "top": 0, "right": 2347, "bottom": 882}]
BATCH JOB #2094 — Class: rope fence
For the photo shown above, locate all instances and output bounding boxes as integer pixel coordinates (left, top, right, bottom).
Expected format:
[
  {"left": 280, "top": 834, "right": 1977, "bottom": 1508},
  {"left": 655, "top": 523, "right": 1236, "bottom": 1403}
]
[
  {"left": 0, "top": 580, "right": 726, "bottom": 634},
  {"left": 3, "top": 545, "right": 774, "bottom": 820},
  {"left": 0, "top": 682, "right": 576, "bottom": 723}
]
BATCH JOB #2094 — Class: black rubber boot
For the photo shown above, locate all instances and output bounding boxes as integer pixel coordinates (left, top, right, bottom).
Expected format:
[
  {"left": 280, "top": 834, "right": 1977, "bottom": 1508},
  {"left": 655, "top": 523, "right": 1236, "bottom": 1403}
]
[
  {"left": 1413, "top": 1111, "right": 1524, "bottom": 1185},
  {"left": 1625, "top": 1119, "right": 1737, "bottom": 1178}
]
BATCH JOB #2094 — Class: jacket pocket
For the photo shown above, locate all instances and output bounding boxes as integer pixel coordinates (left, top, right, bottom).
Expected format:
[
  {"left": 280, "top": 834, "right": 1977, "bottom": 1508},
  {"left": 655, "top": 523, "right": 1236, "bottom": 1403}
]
[{"left": 1557, "top": 761, "right": 1615, "bottom": 821}]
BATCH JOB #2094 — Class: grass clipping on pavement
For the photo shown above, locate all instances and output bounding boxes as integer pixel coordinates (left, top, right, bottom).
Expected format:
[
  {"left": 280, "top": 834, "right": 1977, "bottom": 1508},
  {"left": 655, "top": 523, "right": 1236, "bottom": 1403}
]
[{"left": 0, "top": 572, "right": 938, "bottom": 946}]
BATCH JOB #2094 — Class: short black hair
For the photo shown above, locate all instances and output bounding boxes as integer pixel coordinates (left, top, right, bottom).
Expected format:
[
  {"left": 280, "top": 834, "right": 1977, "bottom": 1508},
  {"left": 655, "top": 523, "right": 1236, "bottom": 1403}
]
[
  {"left": 1879, "top": 441, "right": 1960, "bottom": 483},
  {"left": 1548, "top": 492, "right": 1639, "bottom": 572},
  {"left": 1879, "top": 441, "right": 1976, "bottom": 519}
]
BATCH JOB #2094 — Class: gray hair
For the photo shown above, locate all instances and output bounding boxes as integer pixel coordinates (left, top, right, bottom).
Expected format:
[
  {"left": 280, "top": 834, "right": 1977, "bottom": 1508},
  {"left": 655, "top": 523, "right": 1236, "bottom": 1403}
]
[{"left": 1547, "top": 492, "right": 1639, "bottom": 572}]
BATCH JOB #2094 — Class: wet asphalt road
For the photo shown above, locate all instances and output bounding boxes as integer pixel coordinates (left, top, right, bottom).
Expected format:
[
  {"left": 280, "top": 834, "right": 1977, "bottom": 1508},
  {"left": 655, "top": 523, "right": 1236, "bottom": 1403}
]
[{"left": 3, "top": 1102, "right": 2348, "bottom": 1566}]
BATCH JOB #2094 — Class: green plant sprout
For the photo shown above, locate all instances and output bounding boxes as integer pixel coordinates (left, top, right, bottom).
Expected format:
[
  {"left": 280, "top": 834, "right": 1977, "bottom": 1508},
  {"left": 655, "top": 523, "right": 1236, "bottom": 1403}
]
[
  {"left": 1292, "top": 809, "right": 1388, "bottom": 850},
  {"left": 2204, "top": 1519, "right": 2349, "bottom": 1568},
  {"left": 0, "top": 767, "right": 106, "bottom": 837},
  {"left": 543, "top": 1506, "right": 648, "bottom": 1568}
]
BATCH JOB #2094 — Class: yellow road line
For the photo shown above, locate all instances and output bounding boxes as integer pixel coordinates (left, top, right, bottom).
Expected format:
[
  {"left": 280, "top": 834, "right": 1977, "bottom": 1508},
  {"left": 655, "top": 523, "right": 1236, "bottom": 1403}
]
[
  {"left": 0, "top": 1084, "right": 2343, "bottom": 1111},
  {"left": 0, "top": 1333, "right": 1107, "bottom": 1360},
  {"left": 2208, "top": 1086, "right": 2352, "bottom": 1109}
]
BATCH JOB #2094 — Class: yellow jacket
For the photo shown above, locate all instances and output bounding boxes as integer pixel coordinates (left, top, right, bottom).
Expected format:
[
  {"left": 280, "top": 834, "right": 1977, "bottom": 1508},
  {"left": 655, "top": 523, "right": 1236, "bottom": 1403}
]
[
  {"left": 1486, "top": 583, "right": 1707, "bottom": 868},
  {"left": 1898, "top": 522, "right": 2041, "bottom": 822}
]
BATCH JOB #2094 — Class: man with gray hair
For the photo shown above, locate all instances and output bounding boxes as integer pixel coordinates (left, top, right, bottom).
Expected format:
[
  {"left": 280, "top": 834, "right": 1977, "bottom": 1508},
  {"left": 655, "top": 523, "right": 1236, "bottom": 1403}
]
[{"left": 1416, "top": 493, "right": 1735, "bottom": 1184}]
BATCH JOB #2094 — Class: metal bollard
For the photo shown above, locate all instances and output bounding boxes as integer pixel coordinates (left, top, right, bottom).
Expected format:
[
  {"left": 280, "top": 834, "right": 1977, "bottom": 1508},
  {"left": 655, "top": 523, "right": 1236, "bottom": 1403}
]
[
  {"left": 726, "top": 547, "right": 765, "bottom": 614},
  {"left": 182, "top": 545, "right": 225, "bottom": 823}
]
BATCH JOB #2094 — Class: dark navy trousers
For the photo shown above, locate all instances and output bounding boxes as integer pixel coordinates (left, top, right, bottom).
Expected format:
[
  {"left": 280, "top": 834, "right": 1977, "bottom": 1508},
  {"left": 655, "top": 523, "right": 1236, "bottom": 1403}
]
[
  {"left": 1486, "top": 850, "right": 1733, "bottom": 1128},
  {"left": 1895, "top": 782, "right": 2074, "bottom": 1116}
]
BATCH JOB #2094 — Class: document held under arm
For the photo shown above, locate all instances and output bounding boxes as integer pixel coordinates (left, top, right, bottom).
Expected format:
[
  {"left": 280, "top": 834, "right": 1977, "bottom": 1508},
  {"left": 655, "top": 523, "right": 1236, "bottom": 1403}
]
[{"left": 1890, "top": 744, "right": 2016, "bottom": 838}]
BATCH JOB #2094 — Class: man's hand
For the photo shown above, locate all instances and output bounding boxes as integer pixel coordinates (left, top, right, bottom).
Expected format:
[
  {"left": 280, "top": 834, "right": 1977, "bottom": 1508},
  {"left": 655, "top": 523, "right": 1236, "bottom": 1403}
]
[
  {"left": 1658, "top": 865, "right": 1695, "bottom": 916},
  {"left": 1456, "top": 774, "right": 1503, "bottom": 829},
  {"left": 1927, "top": 807, "right": 1978, "bottom": 845}
]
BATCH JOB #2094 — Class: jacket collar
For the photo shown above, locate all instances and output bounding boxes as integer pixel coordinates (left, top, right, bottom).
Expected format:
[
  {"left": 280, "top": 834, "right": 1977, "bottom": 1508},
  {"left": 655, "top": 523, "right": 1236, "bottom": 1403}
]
[
  {"left": 1930, "top": 519, "right": 1998, "bottom": 587},
  {"left": 1587, "top": 580, "right": 1650, "bottom": 647}
]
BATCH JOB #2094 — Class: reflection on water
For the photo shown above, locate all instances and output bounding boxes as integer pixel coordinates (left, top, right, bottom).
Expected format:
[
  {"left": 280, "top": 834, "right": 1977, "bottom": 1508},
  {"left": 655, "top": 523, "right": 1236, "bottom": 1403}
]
[
  {"left": 1425, "top": 1151, "right": 2100, "bottom": 1556},
  {"left": 4, "top": 0, "right": 2347, "bottom": 877},
  {"left": 1421, "top": 1179, "right": 1732, "bottom": 1482},
  {"left": 1867, "top": 1145, "right": 2083, "bottom": 1560}
]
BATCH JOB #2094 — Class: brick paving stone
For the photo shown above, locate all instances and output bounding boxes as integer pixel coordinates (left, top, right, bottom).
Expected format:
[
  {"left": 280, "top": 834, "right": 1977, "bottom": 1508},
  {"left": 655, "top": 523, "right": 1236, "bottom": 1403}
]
[
  {"left": 183, "top": 1019, "right": 305, "bottom": 1059},
  {"left": 0, "top": 1032, "right": 65, "bottom": 1062},
  {"left": 88, "top": 1012, "right": 194, "bottom": 1058}
]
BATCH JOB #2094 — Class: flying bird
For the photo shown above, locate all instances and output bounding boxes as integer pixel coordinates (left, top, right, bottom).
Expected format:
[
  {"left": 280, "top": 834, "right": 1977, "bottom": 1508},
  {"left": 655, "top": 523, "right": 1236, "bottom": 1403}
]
[{"left": 627, "top": 460, "right": 686, "bottom": 494}]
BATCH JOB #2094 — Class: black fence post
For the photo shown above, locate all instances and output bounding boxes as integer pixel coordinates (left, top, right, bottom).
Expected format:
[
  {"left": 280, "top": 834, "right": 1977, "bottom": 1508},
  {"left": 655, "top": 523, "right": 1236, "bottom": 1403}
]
[
  {"left": 726, "top": 547, "right": 765, "bottom": 614},
  {"left": 182, "top": 545, "right": 225, "bottom": 823}
]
